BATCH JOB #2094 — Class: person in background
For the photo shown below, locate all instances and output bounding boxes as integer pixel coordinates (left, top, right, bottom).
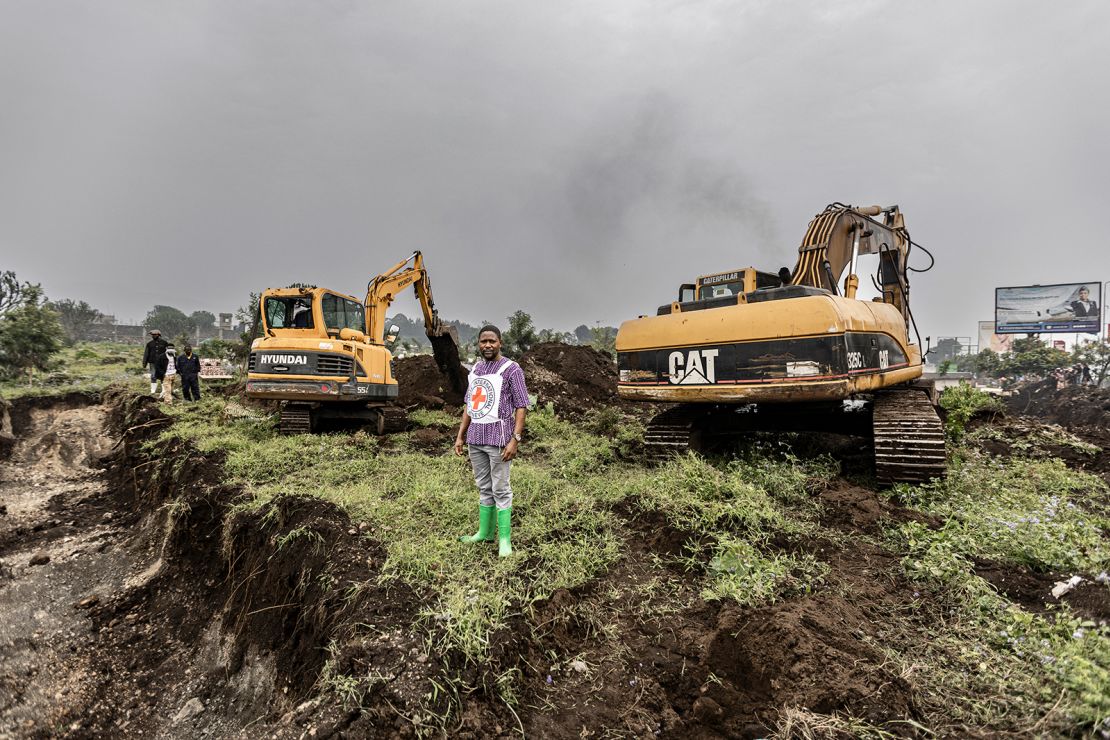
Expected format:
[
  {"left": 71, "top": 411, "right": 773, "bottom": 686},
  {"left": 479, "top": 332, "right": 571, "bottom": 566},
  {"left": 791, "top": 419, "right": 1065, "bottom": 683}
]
[
  {"left": 177, "top": 344, "right": 202, "bottom": 402},
  {"left": 160, "top": 344, "right": 178, "bottom": 404},
  {"left": 142, "top": 329, "right": 168, "bottom": 395}
]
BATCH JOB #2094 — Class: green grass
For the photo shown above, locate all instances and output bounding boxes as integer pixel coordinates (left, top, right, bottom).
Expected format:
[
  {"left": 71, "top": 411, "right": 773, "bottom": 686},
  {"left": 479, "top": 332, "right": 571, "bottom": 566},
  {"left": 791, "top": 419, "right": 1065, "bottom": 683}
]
[
  {"left": 155, "top": 399, "right": 839, "bottom": 666},
  {"left": 0, "top": 341, "right": 147, "bottom": 398},
  {"left": 882, "top": 448, "right": 1110, "bottom": 730},
  {"left": 891, "top": 452, "right": 1109, "bottom": 573},
  {"left": 967, "top": 422, "right": 1101, "bottom": 458},
  {"left": 701, "top": 536, "right": 828, "bottom": 605},
  {"left": 938, "top": 384, "right": 1003, "bottom": 442}
]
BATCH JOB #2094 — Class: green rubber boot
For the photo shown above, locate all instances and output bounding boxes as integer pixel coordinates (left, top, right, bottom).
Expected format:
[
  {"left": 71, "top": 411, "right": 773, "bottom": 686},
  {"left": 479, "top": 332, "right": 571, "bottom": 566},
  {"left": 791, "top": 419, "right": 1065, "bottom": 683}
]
[
  {"left": 460, "top": 504, "right": 496, "bottom": 543},
  {"left": 497, "top": 507, "right": 512, "bottom": 558}
]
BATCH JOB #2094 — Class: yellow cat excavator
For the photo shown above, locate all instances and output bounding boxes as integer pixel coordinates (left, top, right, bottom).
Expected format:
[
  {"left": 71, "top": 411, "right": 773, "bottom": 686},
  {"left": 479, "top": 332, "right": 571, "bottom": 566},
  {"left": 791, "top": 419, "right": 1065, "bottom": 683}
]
[
  {"left": 245, "top": 251, "right": 465, "bottom": 434},
  {"left": 615, "top": 203, "right": 944, "bottom": 484}
]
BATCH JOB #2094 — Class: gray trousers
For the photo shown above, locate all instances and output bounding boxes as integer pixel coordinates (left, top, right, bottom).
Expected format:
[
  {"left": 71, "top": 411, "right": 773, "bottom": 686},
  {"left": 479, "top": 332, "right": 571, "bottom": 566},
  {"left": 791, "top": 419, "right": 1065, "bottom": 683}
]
[{"left": 468, "top": 444, "right": 512, "bottom": 510}]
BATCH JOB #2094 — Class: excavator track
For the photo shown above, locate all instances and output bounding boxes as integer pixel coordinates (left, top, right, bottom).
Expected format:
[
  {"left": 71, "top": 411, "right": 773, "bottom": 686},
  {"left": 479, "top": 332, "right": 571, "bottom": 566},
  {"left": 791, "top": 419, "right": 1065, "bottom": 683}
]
[
  {"left": 380, "top": 406, "right": 410, "bottom": 434},
  {"left": 643, "top": 406, "right": 701, "bottom": 462},
  {"left": 279, "top": 403, "right": 314, "bottom": 435},
  {"left": 872, "top": 389, "right": 946, "bottom": 485}
]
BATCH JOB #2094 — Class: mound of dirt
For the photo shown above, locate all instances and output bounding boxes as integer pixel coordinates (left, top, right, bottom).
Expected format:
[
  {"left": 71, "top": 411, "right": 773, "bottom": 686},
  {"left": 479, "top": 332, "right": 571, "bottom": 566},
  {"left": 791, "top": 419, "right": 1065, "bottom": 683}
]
[
  {"left": 518, "top": 342, "right": 617, "bottom": 416},
  {"left": 1008, "top": 381, "right": 1110, "bottom": 433},
  {"left": 704, "top": 597, "right": 916, "bottom": 728},
  {"left": 395, "top": 354, "right": 467, "bottom": 408}
]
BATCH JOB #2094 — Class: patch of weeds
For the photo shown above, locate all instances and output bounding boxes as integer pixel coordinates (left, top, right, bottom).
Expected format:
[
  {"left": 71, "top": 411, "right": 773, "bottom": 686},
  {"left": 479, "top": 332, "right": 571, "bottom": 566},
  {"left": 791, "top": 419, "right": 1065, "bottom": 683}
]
[
  {"left": 526, "top": 404, "right": 625, "bottom": 479},
  {"left": 319, "top": 644, "right": 364, "bottom": 708},
  {"left": 939, "top": 384, "right": 1002, "bottom": 442},
  {"left": 771, "top": 707, "right": 902, "bottom": 739},
  {"left": 883, "top": 472, "right": 1110, "bottom": 731},
  {"left": 1036, "top": 425, "right": 1100, "bottom": 455},
  {"left": 1, "top": 341, "right": 146, "bottom": 398},
  {"left": 891, "top": 452, "right": 1109, "bottom": 573},
  {"left": 275, "top": 526, "right": 326, "bottom": 554},
  {"left": 407, "top": 408, "right": 458, "bottom": 428},
  {"left": 581, "top": 407, "right": 644, "bottom": 457},
  {"left": 876, "top": 570, "right": 1110, "bottom": 730},
  {"left": 619, "top": 453, "right": 827, "bottom": 542},
  {"left": 700, "top": 536, "right": 828, "bottom": 606},
  {"left": 967, "top": 423, "right": 1100, "bottom": 459}
]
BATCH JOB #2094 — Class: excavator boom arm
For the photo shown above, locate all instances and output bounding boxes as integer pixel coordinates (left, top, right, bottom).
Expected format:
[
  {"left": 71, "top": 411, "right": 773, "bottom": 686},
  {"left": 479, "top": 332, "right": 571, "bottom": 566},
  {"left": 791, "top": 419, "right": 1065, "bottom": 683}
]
[
  {"left": 364, "top": 251, "right": 446, "bottom": 343},
  {"left": 364, "top": 251, "right": 466, "bottom": 394},
  {"left": 790, "top": 203, "right": 911, "bottom": 320}
]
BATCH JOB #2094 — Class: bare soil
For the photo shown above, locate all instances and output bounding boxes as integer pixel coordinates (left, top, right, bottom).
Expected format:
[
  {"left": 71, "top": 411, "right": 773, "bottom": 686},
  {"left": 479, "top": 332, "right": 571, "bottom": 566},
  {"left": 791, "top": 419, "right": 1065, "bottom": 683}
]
[
  {"left": 395, "top": 355, "right": 468, "bottom": 409},
  {"left": 1006, "top": 380, "right": 1110, "bottom": 452},
  {"left": 517, "top": 342, "right": 618, "bottom": 418}
]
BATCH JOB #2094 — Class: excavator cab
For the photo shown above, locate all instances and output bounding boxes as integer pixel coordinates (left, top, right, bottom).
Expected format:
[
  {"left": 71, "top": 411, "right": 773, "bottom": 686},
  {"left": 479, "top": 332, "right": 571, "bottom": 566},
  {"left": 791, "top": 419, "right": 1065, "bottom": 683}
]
[{"left": 697, "top": 269, "right": 781, "bottom": 299}]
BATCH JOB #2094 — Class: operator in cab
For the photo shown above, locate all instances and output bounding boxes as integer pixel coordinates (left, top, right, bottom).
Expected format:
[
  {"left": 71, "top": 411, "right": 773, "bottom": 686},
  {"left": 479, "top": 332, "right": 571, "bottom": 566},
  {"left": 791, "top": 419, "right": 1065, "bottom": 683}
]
[{"left": 454, "top": 326, "right": 529, "bottom": 558}]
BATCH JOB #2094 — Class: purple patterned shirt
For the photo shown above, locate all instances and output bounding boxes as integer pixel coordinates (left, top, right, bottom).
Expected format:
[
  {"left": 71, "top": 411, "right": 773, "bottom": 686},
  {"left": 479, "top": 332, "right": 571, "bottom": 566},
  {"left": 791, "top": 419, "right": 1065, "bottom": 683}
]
[{"left": 465, "top": 356, "right": 529, "bottom": 447}]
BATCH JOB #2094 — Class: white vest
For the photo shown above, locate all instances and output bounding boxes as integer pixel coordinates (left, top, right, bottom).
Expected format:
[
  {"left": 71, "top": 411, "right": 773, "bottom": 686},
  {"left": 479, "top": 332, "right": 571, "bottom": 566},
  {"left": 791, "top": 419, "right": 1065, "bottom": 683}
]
[{"left": 466, "top": 360, "right": 516, "bottom": 425}]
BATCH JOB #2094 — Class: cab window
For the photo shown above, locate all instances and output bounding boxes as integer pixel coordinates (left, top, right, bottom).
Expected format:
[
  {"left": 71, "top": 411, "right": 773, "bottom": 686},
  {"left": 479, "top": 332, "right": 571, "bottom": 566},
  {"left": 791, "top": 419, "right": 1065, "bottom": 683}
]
[
  {"left": 699, "top": 280, "right": 744, "bottom": 300},
  {"left": 265, "top": 297, "right": 313, "bottom": 329},
  {"left": 322, "top": 294, "right": 366, "bottom": 332},
  {"left": 755, "top": 271, "right": 780, "bottom": 290}
]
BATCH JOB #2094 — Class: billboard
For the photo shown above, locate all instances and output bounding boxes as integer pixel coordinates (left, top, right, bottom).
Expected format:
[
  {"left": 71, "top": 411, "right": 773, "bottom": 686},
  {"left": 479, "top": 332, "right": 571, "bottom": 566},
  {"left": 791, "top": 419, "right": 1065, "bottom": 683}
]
[
  {"left": 977, "top": 321, "right": 1014, "bottom": 353},
  {"left": 995, "top": 282, "right": 1101, "bottom": 334}
]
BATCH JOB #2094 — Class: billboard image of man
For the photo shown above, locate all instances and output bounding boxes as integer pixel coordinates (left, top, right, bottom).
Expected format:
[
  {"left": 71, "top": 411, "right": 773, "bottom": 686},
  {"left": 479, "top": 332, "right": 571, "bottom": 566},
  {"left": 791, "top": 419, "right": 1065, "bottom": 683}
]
[
  {"left": 1070, "top": 286, "right": 1098, "bottom": 317},
  {"left": 996, "top": 282, "right": 1102, "bottom": 334}
]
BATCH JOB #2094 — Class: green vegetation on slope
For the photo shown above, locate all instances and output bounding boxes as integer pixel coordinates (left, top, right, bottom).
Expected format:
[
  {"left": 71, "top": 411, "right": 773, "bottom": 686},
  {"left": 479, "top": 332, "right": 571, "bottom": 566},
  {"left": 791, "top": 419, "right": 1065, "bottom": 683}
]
[
  {"left": 0, "top": 341, "right": 145, "bottom": 398},
  {"left": 885, "top": 451, "right": 1110, "bottom": 728}
]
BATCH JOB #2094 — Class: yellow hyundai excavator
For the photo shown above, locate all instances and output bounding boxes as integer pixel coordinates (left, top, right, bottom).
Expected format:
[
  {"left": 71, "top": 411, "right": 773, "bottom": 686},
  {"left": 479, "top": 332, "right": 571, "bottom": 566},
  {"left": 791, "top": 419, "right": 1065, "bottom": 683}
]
[
  {"left": 615, "top": 203, "right": 944, "bottom": 484},
  {"left": 246, "top": 251, "right": 465, "bottom": 434}
]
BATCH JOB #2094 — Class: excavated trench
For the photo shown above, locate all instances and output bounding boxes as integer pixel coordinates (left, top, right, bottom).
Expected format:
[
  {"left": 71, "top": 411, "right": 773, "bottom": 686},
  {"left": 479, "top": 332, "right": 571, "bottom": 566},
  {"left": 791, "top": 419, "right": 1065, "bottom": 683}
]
[
  {"left": 1, "top": 383, "right": 1106, "bottom": 738},
  {"left": 0, "top": 392, "right": 442, "bottom": 738}
]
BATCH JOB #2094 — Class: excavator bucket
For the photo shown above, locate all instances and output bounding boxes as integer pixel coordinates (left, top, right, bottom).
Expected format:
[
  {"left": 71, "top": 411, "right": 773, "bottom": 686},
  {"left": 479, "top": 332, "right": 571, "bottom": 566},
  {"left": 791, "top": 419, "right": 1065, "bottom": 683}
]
[{"left": 429, "top": 326, "right": 467, "bottom": 395}]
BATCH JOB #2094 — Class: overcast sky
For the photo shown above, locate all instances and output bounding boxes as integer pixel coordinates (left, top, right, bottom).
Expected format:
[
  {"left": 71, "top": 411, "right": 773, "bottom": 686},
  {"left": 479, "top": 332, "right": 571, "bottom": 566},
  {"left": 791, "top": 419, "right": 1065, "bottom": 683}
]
[{"left": 2, "top": 0, "right": 1108, "bottom": 339}]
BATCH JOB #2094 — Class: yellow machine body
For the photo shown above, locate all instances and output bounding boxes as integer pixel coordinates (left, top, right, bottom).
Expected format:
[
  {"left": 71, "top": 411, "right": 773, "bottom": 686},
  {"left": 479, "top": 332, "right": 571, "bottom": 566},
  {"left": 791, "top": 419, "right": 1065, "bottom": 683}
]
[
  {"left": 245, "top": 252, "right": 462, "bottom": 419},
  {"left": 246, "top": 286, "right": 397, "bottom": 403},
  {"left": 617, "top": 289, "right": 921, "bottom": 404},
  {"left": 616, "top": 204, "right": 924, "bottom": 405}
]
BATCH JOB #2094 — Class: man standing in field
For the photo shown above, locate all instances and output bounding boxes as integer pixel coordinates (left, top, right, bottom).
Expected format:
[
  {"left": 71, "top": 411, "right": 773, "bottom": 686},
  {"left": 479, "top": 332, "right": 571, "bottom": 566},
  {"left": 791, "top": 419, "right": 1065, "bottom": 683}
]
[
  {"left": 177, "top": 344, "right": 202, "bottom": 402},
  {"left": 142, "top": 330, "right": 167, "bottom": 395},
  {"left": 454, "top": 325, "right": 529, "bottom": 557}
]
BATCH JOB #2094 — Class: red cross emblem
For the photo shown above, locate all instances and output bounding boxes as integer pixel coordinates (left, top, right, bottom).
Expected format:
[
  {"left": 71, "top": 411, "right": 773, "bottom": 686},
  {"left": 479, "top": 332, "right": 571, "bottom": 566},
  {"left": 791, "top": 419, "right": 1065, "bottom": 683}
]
[{"left": 471, "top": 386, "right": 487, "bottom": 410}]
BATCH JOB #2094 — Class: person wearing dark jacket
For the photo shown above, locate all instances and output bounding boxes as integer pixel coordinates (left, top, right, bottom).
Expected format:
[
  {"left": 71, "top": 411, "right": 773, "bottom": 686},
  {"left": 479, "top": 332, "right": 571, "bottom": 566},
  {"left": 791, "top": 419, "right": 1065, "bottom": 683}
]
[
  {"left": 141, "top": 330, "right": 168, "bottom": 394},
  {"left": 177, "top": 345, "right": 202, "bottom": 401}
]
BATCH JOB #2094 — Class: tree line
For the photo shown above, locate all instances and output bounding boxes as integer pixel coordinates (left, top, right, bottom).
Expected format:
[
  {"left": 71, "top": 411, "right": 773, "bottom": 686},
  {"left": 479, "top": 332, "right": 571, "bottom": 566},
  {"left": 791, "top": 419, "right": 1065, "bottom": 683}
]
[
  {"left": 0, "top": 270, "right": 235, "bottom": 384},
  {"left": 385, "top": 309, "right": 617, "bottom": 359},
  {"left": 945, "top": 336, "right": 1110, "bottom": 386}
]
